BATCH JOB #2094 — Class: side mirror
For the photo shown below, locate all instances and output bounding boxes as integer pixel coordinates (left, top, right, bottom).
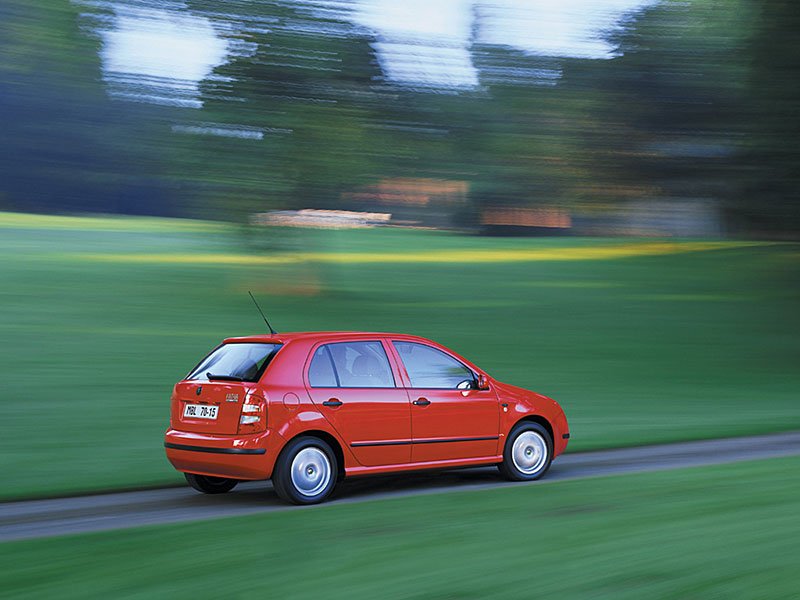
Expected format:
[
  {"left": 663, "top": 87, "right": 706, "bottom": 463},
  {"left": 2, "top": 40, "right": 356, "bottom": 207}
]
[{"left": 477, "top": 374, "right": 490, "bottom": 390}]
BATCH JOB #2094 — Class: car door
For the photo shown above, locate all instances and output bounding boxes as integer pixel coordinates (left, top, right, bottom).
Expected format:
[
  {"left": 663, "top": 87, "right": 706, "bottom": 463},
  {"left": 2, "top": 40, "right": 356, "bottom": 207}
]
[
  {"left": 390, "top": 340, "right": 500, "bottom": 463},
  {"left": 305, "top": 339, "right": 411, "bottom": 467}
]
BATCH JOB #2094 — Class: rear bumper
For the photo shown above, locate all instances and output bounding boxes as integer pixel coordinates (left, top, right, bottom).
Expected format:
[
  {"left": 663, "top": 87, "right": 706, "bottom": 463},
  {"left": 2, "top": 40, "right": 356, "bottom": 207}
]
[
  {"left": 164, "top": 428, "right": 281, "bottom": 480},
  {"left": 164, "top": 442, "right": 265, "bottom": 455}
]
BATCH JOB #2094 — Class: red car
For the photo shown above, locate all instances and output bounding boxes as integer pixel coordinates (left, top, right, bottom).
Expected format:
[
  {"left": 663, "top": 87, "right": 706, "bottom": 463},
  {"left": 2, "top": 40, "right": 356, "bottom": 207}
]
[{"left": 165, "top": 332, "right": 569, "bottom": 504}]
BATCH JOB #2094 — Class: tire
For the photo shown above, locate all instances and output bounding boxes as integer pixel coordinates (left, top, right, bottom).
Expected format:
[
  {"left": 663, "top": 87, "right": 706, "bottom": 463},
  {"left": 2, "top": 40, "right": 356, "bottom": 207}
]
[
  {"left": 498, "top": 422, "right": 553, "bottom": 481},
  {"left": 184, "top": 473, "right": 239, "bottom": 494},
  {"left": 272, "top": 436, "right": 338, "bottom": 505}
]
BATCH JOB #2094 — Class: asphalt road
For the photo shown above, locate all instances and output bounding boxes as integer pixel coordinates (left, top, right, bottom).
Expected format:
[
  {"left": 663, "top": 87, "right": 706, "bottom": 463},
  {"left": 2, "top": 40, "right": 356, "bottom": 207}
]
[{"left": 2, "top": 431, "right": 799, "bottom": 542}]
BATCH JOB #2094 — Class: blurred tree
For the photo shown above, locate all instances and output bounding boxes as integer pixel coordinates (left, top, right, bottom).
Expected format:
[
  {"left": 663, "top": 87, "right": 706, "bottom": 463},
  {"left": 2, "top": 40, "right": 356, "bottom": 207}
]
[
  {"left": 738, "top": 0, "right": 800, "bottom": 235},
  {"left": 467, "top": 48, "right": 591, "bottom": 219},
  {"left": 564, "top": 0, "right": 754, "bottom": 229},
  {"left": 2, "top": 0, "right": 798, "bottom": 237},
  {"left": 174, "top": 1, "right": 393, "bottom": 221},
  {"left": 0, "top": 0, "right": 171, "bottom": 215}
]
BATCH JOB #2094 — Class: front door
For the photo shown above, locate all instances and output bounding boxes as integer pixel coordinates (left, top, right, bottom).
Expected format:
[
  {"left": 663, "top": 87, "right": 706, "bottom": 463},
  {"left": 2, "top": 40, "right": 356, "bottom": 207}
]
[
  {"left": 391, "top": 341, "right": 500, "bottom": 463},
  {"left": 305, "top": 340, "right": 411, "bottom": 466}
]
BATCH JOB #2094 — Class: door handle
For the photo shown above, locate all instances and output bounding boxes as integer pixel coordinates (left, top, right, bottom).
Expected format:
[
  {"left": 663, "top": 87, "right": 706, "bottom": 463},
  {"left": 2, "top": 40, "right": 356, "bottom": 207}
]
[
  {"left": 413, "top": 398, "right": 431, "bottom": 406},
  {"left": 322, "top": 399, "right": 343, "bottom": 407}
]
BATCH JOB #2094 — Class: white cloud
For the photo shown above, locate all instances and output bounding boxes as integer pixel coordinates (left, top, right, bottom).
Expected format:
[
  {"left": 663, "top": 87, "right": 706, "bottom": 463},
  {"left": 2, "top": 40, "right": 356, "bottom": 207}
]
[
  {"left": 349, "top": 0, "right": 657, "bottom": 88},
  {"left": 97, "top": 0, "right": 659, "bottom": 101},
  {"left": 352, "top": 0, "right": 478, "bottom": 88},
  {"left": 354, "top": 0, "right": 474, "bottom": 43},
  {"left": 476, "top": 0, "right": 658, "bottom": 59},
  {"left": 101, "top": 6, "right": 229, "bottom": 106}
]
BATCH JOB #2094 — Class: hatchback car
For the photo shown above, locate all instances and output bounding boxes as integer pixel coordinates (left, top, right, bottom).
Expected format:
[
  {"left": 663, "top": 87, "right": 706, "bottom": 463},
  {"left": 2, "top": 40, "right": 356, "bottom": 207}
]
[{"left": 165, "top": 332, "right": 569, "bottom": 504}]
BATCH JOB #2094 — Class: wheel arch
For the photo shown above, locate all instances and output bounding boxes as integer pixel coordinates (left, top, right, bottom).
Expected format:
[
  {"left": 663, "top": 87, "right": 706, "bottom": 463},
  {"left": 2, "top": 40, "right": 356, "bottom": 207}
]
[
  {"left": 278, "top": 429, "right": 346, "bottom": 478},
  {"left": 510, "top": 415, "right": 554, "bottom": 447}
]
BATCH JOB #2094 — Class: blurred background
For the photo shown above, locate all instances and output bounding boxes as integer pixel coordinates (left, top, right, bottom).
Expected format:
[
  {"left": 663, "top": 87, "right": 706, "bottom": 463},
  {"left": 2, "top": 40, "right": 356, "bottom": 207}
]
[{"left": 1, "top": 0, "right": 799, "bottom": 501}]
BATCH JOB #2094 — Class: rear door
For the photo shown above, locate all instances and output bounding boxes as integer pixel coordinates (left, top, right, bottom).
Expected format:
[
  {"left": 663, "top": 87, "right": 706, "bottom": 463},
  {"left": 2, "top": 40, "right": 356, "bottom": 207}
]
[
  {"left": 390, "top": 341, "right": 500, "bottom": 463},
  {"left": 172, "top": 342, "right": 281, "bottom": 434},
  {"left": 305, "top": 340, "right": 411, "bottom": 467}
]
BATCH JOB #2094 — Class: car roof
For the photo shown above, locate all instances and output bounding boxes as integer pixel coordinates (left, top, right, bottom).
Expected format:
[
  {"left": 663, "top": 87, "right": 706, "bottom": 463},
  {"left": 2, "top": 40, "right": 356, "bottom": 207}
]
[{"left": 222, "top": 331, "right": 434, "bottom": 345}]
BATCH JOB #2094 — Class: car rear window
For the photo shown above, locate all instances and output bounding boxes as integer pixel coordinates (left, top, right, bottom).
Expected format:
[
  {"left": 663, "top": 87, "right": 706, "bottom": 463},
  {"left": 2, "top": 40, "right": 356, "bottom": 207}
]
[{"left": 187, "top": 343, "right": 282, "bottom": 382}]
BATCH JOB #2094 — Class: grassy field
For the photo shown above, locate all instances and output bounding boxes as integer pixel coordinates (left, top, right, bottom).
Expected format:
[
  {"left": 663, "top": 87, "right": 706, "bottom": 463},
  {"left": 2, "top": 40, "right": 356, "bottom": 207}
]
[
  {"left": 1, "top": 211, "right": 799, "bottom": 499},
  {"left": 2, "top": 456, "right": 798, "bottom": 598}
]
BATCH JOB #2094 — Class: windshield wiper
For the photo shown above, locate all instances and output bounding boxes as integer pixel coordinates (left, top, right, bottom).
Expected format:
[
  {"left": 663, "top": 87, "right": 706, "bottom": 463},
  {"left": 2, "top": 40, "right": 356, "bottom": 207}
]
[{"left": 206, "top": 372, "right": 244, "bottom": 382}]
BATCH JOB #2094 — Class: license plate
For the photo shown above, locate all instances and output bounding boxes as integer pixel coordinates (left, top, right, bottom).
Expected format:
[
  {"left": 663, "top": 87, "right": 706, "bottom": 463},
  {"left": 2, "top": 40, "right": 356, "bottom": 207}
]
[{"left": 183, "top": 404, "right": 218, "bottom": 420}]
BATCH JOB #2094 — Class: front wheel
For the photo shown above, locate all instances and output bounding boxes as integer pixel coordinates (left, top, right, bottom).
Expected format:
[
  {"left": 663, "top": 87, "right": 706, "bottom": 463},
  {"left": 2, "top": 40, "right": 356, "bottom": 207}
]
[
  {"left": 498, "top": 422, "right": 553, "bottom": 481},
  {"left": 185, "top": 473, "right": 239, "bottom": 494},
  {"left": 272, "top": 436, "right": 338, "bottom": 505}
]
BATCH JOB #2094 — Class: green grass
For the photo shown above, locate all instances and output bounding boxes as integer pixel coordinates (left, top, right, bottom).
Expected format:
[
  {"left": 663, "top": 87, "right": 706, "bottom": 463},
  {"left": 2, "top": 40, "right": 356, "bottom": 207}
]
[
  {"left": 2, "top": 457, "right": 799, "bottom": 599},
  {"left": 1, "top": 212, "right": 799, "bottom": 499}
]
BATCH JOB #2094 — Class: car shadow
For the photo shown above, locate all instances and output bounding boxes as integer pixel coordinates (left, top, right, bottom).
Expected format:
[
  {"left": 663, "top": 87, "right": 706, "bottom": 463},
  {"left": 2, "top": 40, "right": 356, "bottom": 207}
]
[
  {"left": 334, "top": 466, "right": 504, "bottom": 501},
  {"left": 204, "top": 465, "right": 506, "bottom": 508}
]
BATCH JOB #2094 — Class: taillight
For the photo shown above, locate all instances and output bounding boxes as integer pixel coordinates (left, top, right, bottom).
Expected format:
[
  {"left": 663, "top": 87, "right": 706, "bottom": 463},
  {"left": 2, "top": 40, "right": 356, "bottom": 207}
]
[{"left": 238, "top": 393, "right": 267, "bottom": 434}]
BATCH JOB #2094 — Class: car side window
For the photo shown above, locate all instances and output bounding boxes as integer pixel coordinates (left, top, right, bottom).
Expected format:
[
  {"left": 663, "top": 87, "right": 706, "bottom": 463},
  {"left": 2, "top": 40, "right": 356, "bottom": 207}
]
[
  {"left": 393, "top": 341, "right": 476, "bottom": 389},
  {"left": 309, "top": 341, "right": 395, "bottom": 388},
  {"left": 308, "top": 346, "right": 338, "bottom": 387}
]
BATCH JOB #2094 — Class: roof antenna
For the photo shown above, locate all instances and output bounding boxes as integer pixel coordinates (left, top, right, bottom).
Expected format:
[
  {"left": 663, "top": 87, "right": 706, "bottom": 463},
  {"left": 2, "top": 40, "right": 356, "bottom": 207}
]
[{"left": 248, "top": 291, "right": 277, "bottom": 335}]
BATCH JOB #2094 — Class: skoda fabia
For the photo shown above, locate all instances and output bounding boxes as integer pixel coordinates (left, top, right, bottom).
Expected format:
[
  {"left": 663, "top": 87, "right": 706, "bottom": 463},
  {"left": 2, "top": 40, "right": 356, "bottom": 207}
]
[{"left": 165, "top": 332, "right": 569, "bottom": 504}]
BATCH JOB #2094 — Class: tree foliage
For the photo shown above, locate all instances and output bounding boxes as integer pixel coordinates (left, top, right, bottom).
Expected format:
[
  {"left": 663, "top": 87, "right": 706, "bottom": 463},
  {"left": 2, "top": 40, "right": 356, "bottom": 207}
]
[{"left": 1, "top": 0, "right": 798, "bottom": 235}]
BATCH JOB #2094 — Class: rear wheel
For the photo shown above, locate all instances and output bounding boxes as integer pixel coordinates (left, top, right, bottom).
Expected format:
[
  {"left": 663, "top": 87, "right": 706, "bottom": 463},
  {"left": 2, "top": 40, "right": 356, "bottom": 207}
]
[
  {"left": 184, "top": 473, "right": 239, "bottom": 494},
  {"left": 498, "top": 422, "right": 553, "bottom": 481},
  {"left": 272, "top": 436, "right": 338, "bottom": 505}
]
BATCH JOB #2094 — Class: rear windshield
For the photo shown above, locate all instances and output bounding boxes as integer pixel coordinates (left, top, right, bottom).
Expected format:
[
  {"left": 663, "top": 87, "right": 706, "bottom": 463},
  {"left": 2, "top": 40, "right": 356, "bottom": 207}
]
[{"left": 187, "top": 343, "right": 283, "bottom": 382}]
